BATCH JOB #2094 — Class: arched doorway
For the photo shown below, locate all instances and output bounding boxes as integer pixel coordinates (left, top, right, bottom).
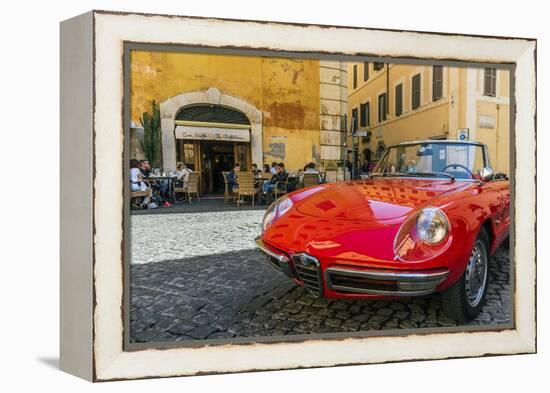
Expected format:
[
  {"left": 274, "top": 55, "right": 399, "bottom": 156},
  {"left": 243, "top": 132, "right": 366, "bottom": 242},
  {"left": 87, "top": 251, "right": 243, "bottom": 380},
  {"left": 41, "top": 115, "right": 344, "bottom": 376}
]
[
  {"left": 159, "top": 87, "right": 263, "bottom": 179},
  {"left": 175, "top": 104, "right": 252, "bottom": 194}
]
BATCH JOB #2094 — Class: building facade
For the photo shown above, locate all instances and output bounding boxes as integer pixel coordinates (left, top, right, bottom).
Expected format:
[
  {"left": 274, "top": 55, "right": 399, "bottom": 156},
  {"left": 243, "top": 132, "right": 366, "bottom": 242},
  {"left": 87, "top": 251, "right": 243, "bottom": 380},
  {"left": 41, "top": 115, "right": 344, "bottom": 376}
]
[
  {"left": 347, "top": 62, "right": 510, "bottom": 174},
  {"left": 130, "top": 51, "right": 348, "bottom": 193}
]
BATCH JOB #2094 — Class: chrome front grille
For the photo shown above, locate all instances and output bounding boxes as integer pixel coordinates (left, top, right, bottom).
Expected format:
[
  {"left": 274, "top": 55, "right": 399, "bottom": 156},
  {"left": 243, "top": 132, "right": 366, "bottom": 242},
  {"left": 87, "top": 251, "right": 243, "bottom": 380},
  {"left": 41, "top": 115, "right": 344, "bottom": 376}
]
[{"left": 292, "top": 253, "right": 323, "bottom": 298}]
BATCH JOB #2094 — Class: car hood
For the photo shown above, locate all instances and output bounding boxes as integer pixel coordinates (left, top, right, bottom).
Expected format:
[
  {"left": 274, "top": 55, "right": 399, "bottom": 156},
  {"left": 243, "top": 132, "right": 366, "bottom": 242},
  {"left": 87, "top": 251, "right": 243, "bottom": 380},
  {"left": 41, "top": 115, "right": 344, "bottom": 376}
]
[{"left": 294, "top": 178, "right": 473, "bottom": 221}]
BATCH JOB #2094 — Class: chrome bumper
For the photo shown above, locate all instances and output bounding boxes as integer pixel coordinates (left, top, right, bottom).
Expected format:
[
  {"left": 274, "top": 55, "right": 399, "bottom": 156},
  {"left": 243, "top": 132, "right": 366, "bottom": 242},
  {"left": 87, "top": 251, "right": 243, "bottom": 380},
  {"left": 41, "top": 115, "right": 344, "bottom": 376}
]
[
  {"left": 255, "top": 236, "right": 293, "bottom": 278},
  {"left": 325, "top": 267, "right": 449, "bottom": 296}
]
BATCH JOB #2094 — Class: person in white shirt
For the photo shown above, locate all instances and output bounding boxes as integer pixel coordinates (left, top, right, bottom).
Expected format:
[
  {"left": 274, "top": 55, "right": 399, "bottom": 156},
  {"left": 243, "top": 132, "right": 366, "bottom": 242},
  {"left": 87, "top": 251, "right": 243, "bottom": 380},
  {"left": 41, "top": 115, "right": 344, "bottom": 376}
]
[
  {"left": 270, "top": 161, "right": 278, "bottom": 175},
  {"left": 130, "top": 159, "right": 150, "bottom": 207},
  {"left": 299, "top": 162, "right": 321, "bottom": 185},
  {"left": 175, "top": 162, "right": 193, "bottom": 188}
]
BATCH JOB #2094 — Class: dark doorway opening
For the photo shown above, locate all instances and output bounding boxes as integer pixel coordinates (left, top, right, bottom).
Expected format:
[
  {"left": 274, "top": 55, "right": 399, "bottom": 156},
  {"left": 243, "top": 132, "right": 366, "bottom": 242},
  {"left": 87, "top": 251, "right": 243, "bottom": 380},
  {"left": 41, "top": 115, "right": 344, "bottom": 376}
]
[{"left": 202, "top": 141, "right": 234, "bottom": 194}]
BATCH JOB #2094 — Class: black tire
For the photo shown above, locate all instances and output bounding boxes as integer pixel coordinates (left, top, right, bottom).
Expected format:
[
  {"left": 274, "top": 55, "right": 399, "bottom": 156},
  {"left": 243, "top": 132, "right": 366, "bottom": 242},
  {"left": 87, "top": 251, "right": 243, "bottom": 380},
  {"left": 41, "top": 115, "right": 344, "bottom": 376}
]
[{"left": 441, "top": 227, "right": 490, "bottom": 322}]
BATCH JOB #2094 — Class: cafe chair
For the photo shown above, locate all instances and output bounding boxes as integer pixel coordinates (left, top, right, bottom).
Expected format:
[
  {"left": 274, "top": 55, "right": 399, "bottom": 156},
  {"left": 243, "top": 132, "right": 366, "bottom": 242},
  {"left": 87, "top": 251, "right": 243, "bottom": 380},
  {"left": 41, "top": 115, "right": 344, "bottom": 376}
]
[
  {"left": 272, "top": 179, "right": 288, "bottom": 199},
  {"left": 236, "top": 172, "right": 256, "bottom": 206},
  {"left": 174, "top": 172, "right": 200, "bottom": 203},
  {"left": 222, "top": 171, "right": 237, "bottom": 204},
  {"left": 301, "top": 173, "right": 321, "bottom": 188},
  {"left": 130, "top": 180, "right": 152, "bottom": 208},
  {"left": 257, "top": 172, "right": 272, "bottom": 181},
  {"left": 185, "top": 172, "right": 200, "bottom": 203}
]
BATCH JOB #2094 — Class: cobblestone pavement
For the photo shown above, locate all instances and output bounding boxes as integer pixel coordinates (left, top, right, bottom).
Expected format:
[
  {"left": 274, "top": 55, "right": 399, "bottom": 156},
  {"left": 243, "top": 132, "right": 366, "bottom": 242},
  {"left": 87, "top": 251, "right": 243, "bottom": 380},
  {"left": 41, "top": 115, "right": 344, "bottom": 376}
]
[{"left": 130, "top": 237, "right": 511, "bottom": 343}]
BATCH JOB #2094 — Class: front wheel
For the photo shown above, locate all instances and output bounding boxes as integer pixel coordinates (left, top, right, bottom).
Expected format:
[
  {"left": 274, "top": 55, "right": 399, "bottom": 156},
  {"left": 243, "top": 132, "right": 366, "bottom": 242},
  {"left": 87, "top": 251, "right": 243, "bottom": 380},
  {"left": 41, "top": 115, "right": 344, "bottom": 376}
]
[{"left": 441, "top": 228, "right": 490, "bottom": 322}]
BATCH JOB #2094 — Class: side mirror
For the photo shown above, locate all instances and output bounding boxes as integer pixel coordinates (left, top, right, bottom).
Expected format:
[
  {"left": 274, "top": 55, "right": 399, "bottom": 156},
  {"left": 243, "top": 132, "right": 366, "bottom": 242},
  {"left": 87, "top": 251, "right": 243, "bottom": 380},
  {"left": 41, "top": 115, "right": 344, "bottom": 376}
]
[{"left": 478, "top": 167, "right": 494, "bottom": 182}]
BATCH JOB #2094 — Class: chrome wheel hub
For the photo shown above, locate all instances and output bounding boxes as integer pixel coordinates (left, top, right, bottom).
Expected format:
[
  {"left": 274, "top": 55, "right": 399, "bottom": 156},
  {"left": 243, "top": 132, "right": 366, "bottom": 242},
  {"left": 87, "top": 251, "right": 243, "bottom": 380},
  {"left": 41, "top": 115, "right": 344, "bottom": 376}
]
[{"left": 465, "top": 240, "right": 488, "bottom": 307}]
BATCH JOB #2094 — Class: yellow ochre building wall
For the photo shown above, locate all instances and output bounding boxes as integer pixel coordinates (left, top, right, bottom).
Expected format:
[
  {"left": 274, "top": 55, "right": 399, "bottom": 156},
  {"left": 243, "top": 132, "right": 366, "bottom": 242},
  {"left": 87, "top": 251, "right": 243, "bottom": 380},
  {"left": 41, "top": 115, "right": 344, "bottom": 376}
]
[
  {"left": 347, "top": 62, "right": 510, "bottom": 174},
  {"left": 130, "top": 50, "right": 321, "bottom": 172}
]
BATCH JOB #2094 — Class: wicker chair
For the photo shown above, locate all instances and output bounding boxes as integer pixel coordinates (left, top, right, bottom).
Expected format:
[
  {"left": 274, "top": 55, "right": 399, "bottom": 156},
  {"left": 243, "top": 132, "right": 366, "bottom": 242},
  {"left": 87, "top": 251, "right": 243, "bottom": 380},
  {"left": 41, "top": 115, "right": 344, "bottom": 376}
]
[
  {"left": 186, "top": 172, "right": 200, "bottom": 202},
  {"left": 236, "top": 172, "right": 256, "bottom": 206},
  {"left": 257, "top": 172, "right": 272, "bottom": 181},
  {"left": 272, "top": 179, "right": 288, "bottom": 199},
  {"left": 301, "top": 172, "right": 321, "bottom": 188},
  {"left": 130, "top": 180, "right": 152, "bottom": 207},
  {"left": 174, "top": 172, "right": 200, "bottom": 203},
  {"left": 222, "top": 171, "right": 236, "bottom": 204}
]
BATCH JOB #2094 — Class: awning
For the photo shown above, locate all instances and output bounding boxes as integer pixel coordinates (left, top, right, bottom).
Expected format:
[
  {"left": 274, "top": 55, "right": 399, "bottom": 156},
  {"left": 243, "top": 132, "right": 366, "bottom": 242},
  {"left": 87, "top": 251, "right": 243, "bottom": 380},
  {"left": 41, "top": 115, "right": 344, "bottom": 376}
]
[{"left": 175, "top": 125, "right": 250, "bottom": 142}]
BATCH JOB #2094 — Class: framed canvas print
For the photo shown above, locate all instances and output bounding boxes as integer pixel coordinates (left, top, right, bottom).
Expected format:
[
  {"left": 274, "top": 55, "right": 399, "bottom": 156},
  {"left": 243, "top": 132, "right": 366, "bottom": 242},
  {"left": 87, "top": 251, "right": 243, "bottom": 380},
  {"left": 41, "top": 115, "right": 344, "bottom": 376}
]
[{"left": 60, "top": 10, "right": 537, "bottom": 381}]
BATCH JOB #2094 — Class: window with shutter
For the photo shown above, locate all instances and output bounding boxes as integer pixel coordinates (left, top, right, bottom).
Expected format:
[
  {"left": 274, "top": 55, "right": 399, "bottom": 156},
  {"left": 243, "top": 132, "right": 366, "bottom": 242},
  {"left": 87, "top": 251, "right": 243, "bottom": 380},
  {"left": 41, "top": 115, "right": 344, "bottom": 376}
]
[
  {"left": 432, "top": 66, "right": 443, "bottom": 101},
  {"left": 360, "top": 103, "right": 367, "bottom": 127},
  {"left": 412, "top": 73, "right": 421, "bottom": 110},
  {"left": 395, "top": 83, "right": 403, "bottom": 116},
  {"left": 484, "top": 68, "right": 497, "bottom": 96},
  {"left": 352, "top": 108, "right": 358, "bottom": 131},
  {"left": 353, "top": 64, "right": 358, "bottom": 89},
  {"left": 363, "top": 62, "right": 369, "bottom": 81},
  {"left": 378, "top": 93, "right": 387, "bottom": 123}
]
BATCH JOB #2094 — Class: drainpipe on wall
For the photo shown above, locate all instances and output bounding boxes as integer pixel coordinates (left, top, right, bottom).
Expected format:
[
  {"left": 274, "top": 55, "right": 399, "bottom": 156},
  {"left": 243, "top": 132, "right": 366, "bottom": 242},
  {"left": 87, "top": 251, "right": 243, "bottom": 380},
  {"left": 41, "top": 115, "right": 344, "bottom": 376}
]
[
  {"left": 386, "top": 63, "right": 390, "bottom": 116},
  {"left": 495, "top": 103, "right": 500, "bottom": 171}
]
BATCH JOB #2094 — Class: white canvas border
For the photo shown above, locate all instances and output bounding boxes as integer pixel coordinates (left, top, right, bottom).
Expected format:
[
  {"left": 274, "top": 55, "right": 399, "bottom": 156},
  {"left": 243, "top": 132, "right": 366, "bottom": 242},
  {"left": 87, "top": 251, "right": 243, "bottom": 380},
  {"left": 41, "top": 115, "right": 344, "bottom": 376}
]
[{"left": 91, "top": 11, "right": 536, "bottom": 380}]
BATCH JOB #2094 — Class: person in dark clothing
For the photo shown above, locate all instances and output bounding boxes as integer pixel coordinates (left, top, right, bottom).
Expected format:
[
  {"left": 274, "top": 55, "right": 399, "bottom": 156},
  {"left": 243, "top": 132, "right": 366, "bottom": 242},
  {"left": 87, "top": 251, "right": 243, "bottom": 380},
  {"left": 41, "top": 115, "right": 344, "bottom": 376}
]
[
  {"left": 262, "top": 162, "right": 288, "bottom": 194},
  {"left": 227, "top": 163, "right": 240, "bottom": 192},
  {"left": 251, "top": 163, "right": 261, "bottom": 176},
  {"left": 262, "top": 164, "right": 270, "bottom": 173},
  {"left": 138, "top": 160, "right": 151, "bottom": 178}
]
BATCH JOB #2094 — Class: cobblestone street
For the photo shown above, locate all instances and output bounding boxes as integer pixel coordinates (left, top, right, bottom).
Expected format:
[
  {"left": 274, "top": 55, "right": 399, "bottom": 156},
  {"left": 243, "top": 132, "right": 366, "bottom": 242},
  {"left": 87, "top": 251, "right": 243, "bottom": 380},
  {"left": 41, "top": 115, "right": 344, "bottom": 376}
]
[{"left": 130, "top": 210, "right": 511, "bottom": 343}]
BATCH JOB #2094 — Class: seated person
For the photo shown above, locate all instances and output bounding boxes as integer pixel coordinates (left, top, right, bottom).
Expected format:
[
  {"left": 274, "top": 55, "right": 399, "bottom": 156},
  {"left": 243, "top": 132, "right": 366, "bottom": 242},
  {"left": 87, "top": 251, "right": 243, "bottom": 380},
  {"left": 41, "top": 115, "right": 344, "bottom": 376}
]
[
  {"left": 227, "top": 163, "right": 240, "bottom": 192},
  {"left": 299, "top": 162, "right": 321, "bottom": 185},
  {"left": 262, "top": 162, "right": 288, "bottom": 194},
  {"left": 175, "top": 163, "right": 192, "bottom": 187},
  {"left": 139, "top": 159, "right": 170, "bottom": 199},
  {"left": 262, "top": 164, "right": 270, "bottom": 173},
  {"left": 138, "top": 159, "right": 151, "bottom": 178},
  {"left": 130, "top": 159, "right": 150, "bottom": 207},
  {"left": 405, "top": 160, "right": 417, "bottom": 173},
  {"left": 251, "top": 163, "right": 261, "bottom": 176}
]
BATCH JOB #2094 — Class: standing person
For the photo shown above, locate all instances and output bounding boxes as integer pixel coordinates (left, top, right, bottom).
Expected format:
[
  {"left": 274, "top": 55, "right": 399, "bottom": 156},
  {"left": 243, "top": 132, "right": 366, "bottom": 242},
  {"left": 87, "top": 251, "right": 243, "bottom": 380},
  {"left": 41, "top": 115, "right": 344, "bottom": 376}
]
[
  {"left": 270, "top": 161, "right": 278, "bottom": 174},
  {"left": 227, "top": 163, "right": 240, "bottom": 192},
  {"left": 262, "top": 164, "right": 270, "bottom": 173},
  {"left": 361, "top": 159, "right": 370, "bottom": 174},
  {"left": 130, "top": 159, "right": 150, "bottom": 208}
]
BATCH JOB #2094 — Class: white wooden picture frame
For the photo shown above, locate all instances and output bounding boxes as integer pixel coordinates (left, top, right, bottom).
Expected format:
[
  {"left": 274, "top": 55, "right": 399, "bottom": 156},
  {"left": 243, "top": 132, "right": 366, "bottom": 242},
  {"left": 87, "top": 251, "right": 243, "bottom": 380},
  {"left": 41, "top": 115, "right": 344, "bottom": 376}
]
[{"left": 60, "top": 10, "right": 536, "bottom": 381}]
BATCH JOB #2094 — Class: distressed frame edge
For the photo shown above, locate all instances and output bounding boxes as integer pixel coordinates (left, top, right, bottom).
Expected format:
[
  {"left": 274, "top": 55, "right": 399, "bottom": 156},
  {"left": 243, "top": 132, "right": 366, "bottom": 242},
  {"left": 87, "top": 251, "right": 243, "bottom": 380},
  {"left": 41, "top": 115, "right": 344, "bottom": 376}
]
[
  {"left": 89, "top": 11, "right": 536, "bottom": 381},
  {"left": 59, "top": 10, "right": 95, "bottom": 381},
  {"left": 122, "top": 42, "right": 517, "bottom": 352}
]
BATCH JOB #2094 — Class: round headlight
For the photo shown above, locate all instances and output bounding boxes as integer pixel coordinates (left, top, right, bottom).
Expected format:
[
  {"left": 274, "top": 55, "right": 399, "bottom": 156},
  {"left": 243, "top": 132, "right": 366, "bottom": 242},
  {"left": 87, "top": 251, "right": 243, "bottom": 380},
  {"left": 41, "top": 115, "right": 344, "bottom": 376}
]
[
  {"left": 262, "top": 201, "right": 277, "bottom": 232},
  {"left": 416, "top": 207, "right": 449, "bottom": 245}
]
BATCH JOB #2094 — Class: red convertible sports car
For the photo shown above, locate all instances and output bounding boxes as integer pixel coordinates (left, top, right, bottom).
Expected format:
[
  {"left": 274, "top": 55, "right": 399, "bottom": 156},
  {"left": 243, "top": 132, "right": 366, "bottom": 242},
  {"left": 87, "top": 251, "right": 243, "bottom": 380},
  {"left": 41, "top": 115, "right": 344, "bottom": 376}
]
[{"left": 256, "top": 140, "right": 510, "bottom": 322}]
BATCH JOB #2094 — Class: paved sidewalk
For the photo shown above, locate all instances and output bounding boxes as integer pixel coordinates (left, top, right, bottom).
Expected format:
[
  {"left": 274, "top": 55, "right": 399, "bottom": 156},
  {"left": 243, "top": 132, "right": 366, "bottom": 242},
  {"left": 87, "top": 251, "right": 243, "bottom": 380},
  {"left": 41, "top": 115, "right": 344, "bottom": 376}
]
[{"left": 131, "top": 210, "right": 264, "bottom": 263}]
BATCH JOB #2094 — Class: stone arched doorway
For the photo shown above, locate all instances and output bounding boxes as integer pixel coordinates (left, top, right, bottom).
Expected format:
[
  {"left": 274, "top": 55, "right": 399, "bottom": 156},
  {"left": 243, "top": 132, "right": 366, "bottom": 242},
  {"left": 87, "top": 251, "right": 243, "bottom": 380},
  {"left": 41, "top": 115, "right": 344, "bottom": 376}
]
[{"left": 160, "top": 87, "right": 262, "bottom": 171}]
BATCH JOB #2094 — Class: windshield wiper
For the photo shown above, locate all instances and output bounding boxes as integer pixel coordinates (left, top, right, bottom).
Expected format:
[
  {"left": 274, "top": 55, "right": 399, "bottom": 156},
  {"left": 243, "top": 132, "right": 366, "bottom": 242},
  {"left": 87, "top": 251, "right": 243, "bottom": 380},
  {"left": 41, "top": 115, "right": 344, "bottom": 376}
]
[{"left": 369, "top": 172, "right": 410, "bottom": 178}]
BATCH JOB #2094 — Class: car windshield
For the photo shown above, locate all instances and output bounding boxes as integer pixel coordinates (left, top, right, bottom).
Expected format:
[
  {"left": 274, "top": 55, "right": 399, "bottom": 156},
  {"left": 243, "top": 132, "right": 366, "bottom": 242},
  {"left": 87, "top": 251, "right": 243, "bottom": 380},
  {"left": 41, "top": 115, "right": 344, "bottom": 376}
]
[{"left": 372, "top": 142, "right": 487, "bottom": 180}]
